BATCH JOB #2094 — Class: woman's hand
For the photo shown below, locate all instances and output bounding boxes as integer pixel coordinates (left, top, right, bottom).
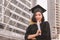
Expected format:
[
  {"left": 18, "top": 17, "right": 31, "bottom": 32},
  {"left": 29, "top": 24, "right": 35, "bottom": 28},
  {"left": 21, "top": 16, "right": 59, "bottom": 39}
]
[
  {"left": 31, "top": 38, "right": 36, "bottom": 40},
  {"left": 27, "top": 30, "right": 41, "bottom": 39},
  {"left": 35, "top": 30, "right": 41, "bottom": 36}
]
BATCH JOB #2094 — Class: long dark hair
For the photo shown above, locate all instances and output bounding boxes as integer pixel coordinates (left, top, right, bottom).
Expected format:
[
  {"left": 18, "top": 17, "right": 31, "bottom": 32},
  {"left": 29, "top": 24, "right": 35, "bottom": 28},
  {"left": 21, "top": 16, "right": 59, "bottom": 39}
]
[{"left": 32, "top": 13, "right": 45, "bottom": 23}]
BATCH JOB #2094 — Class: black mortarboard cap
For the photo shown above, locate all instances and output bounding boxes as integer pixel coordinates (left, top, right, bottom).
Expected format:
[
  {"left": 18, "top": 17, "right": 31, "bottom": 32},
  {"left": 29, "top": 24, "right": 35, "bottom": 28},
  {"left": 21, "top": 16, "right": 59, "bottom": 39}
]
[{"left": 29, "top": 5, "right": 46, "bottom": 14}]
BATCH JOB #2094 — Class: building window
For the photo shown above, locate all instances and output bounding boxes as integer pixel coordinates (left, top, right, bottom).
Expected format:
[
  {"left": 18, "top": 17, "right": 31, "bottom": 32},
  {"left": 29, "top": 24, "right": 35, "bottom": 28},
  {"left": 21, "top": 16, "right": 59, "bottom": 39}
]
[
  {"left": 4, "top": 0, "right": 8, "bottom": 7},
  {"left": 20, "top": 0, "right": 26, "bottom": 4},
  {"left": 56, "top": 16, "right": 59, "bottom": 18},
  {"left": 56, "top": 11, "right": 59, "bottom": 13},
  {"left": 9, "top": 20, "right": 16, "bottom": 26},
  {"left": 23, "top": 19, "right": 29, "bottom": 25},
  {"left": 6, "top": 25, "right": 13, "bottom": 31},
  {"left": 24, "top": 19, "right": 29, "bottom": 25},
  {"left": 57, "top": 27, "right": 60, "bottom": 34},
  {"left": 26, "top": 1, "right": 31, "bottom": 7},
  {"left": 4, "top": 16, "right": 10, "bottom": 23},
  {"left": 15, "top": 23, "right": 26, "bottom": 30},
  {"left": 56, "top": 23, "right": 60, "bottom": 26},
  {"left": 22, "top": 12, "right": 30, "bottom": 19},
  {"left": 24, "top": 7, "right": 30, "bottom": 13},
  {"left": 7, "top": 4, "right": 15, "bottom": 10},
  {"left": 10, "top": 0, "right": 18, "bottom": 5},
  {"left": 15, "top": 8, "right": 22, "bottom": 14},
  {"left": 4, "top": 9, "right": 12, "bottom": 17},
  {"left": 13, "top": 29, "right": 24, "bottom": 34},
  {"left": 56, "top": 13, "right": 59, "bottom": 15},
  {"left": 56, "top": 21, "right": 60, "bottom": 23},
  {"left": 18, "top": 17, "right": 29, "bottom": 25},
  {"left": 0, "top": 6, "right": 2, "bottom": 13},
  {"left": 11, "top": 14, "right": 19, "bottom": 20},
  {"left": 0, "top": 23, "right": 5, "bottom": 29},
  {"left": 20, "top": 0, "right": 31, "bottom": 7},
  {"left": 18, "top": 17, "right": 24, "bottom": 23},
  {"left": 0, "top": 0, "right": 2, "bottom": 4},
  {"left": 18, "top": 3, "right": 24, "bottom": 9},
  {"left": 56, "top": 19, "right": 59, "bottom": 21}
]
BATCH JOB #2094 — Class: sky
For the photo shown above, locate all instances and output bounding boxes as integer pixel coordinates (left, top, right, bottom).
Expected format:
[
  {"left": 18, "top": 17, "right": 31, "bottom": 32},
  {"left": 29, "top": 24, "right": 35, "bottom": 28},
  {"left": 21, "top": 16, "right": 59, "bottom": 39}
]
[{"left": 37, "top": 0, "right": 47, "bottom": 21}]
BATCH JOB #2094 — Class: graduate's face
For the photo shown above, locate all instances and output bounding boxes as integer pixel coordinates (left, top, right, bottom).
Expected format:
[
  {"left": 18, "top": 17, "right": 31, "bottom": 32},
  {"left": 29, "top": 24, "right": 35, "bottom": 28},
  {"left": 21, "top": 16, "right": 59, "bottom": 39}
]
[{"left": 35, "top": 12, "right": 42, "bottom": 21}]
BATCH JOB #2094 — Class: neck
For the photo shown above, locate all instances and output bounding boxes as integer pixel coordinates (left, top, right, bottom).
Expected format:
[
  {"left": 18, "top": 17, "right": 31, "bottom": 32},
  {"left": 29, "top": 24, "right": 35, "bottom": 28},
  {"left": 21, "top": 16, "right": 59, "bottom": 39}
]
[{"left": 37, "top": 20, "right": 41, "bottom": 23}]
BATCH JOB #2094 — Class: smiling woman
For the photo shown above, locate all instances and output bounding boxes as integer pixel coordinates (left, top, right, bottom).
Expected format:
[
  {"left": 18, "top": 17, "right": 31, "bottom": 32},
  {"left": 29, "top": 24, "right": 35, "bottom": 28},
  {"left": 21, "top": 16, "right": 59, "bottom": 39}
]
[
  {"left": 25, "top": 5, "right": 51, "bottom": 40},
  {"left": 37, "top": 0, "right": 47, "bottom": 21}
]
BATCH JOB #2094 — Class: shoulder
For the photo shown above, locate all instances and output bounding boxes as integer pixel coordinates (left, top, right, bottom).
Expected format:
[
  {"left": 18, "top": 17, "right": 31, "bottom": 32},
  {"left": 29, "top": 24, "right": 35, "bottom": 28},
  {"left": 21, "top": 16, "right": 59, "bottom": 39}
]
[
  {"left": 27, "top": 24, "right": 35, "bottom": 29},
  {"left": 29, "top": 24, "right": 36, "bottom": 26},
  {"left": 43, "top": 21, "right": 49, "bottom": 24},
  {"left": 41, "top": 21, "right": 50, "bottom": 26},
  {"left": 44, "top": 21, "right": 50, "bottom": 27}
]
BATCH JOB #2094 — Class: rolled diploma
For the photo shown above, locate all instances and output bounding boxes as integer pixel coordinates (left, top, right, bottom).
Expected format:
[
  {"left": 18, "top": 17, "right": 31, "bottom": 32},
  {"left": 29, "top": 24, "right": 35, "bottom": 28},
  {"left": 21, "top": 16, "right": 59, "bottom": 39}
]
[{"left": 37, "top": 21, "right": 41, "bottom": 35}]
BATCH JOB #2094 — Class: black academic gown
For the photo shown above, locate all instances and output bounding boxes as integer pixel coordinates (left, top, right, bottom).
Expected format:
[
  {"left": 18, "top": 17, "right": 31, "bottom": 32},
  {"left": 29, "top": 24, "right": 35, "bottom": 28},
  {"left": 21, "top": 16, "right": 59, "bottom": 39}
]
[{"left": 25, "top": 21, "right": 51, "bottom": 40}]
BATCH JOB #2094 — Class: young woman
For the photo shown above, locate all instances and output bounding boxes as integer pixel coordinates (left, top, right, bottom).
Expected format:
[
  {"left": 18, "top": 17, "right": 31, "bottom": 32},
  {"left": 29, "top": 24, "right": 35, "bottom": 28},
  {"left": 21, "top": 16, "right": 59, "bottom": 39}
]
[{"left": 25, "top": 5, "right": 51, "bottom": 40}]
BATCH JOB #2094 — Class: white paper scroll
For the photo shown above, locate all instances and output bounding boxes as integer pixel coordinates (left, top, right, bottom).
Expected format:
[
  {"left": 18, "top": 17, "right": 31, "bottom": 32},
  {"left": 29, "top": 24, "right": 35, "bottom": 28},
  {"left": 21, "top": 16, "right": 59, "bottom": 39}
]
[{"left": 37, "top": 21, "right": 41, "bottom": 35}]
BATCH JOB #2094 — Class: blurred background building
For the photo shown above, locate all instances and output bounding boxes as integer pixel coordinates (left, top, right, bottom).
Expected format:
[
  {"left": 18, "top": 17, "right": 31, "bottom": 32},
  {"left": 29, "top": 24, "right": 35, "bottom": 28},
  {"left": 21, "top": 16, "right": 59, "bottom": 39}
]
[
  {"left": 0, "top": 0, "right": 36, "bottom": 40},
  {"left": 47, "top": 0, "right": 60, "bottom": 40}
]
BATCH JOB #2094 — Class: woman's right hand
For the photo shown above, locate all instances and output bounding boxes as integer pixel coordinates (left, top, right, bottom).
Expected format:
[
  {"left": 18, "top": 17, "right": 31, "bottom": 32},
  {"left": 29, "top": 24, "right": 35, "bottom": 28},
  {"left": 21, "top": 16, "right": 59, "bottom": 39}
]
[
  {"left": 35, "top": 30, "right": 41, "bottom": 36},
  {"left": 27, "top": 30, "right": 41, "bottom": 39}
]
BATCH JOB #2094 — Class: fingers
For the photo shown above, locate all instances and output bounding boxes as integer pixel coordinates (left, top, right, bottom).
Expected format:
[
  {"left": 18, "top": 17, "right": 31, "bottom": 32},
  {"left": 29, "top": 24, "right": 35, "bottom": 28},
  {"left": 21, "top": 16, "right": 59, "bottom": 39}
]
[
  {"left": 32, "top": 38, "right": 36, "bottom": 40},
  {"left": 37, "top": 30, "right": 41, "bottom": 33},
  {"left": 36, "top": 30, "right": 41, "bottom": 36}
]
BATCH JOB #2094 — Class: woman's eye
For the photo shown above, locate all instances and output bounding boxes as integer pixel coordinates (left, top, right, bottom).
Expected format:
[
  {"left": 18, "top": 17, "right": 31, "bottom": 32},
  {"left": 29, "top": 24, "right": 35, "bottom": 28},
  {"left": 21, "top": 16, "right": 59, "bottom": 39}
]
[
  {"left": 38, "top": 14, "right": 41, "bottom": 16},
  {"left": 35, "top": 14, "right": 41, "bottom": 16},
  {"left": 39, "top": 14, "right": 41, "bottom": 16}
]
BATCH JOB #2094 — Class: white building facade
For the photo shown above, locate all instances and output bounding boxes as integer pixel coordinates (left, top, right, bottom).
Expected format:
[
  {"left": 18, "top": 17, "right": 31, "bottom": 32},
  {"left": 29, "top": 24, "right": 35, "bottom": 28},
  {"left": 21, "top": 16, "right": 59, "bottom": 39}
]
[
  {"left": 47, "top": 0, "right": 60, "bottom": 40},
  {"left": 0, "top": 0, "right": 36, "bottom": 40}
]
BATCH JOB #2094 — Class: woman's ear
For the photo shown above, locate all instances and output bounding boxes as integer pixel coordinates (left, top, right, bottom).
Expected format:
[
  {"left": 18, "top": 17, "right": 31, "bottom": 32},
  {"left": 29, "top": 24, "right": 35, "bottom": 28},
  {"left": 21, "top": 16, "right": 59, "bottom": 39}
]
[{"left": 29, "top": 19, "right": 36, "bottom": 24}]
